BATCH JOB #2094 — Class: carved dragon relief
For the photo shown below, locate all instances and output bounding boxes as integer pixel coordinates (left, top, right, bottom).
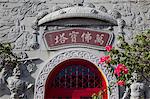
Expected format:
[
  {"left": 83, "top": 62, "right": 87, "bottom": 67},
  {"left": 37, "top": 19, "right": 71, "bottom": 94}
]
[{"left": 0, "top": 0, "right": 48, "bottom": 50}]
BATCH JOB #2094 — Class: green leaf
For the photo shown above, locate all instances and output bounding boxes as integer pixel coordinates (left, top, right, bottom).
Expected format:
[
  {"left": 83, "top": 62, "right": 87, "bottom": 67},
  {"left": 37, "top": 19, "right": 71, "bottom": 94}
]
[{"left": 104, "top": 51, "right": 109, "bottom": 55}]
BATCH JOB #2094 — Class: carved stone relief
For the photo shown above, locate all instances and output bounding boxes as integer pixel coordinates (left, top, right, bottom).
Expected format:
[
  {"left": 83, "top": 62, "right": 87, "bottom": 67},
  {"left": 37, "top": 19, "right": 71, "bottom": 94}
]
[
  {"left": 0, "top": 0, "right": 150, "bottom": 99},
  {"left": 0, "top": 52, "right": 37, "bottom": 98},
  {"left": 7, "top": 66, "right": 33, "bottom": 99},
  {"left": 0, "top": 0, "right": 48, "bottom": 50},
  {"left": 0, "top": 0, "right": 149, "bottom": 50},
  {"left": 2, "top": 0, "right": 149, "bottom": 50},
  {"left": 34, "top": 0, "right": 127, "bottom": 50},
  {"left": 113, "top": 1, "right": 150, "bottom": 34},
  {"left": 34, "top": 50, "right": 119, "bottom": 99},
  {"left": 14, "top": 31, "right": 32, "bottom": 50},
  {"left": 16, "top": 52, "right": 37, "bottom": 75}
]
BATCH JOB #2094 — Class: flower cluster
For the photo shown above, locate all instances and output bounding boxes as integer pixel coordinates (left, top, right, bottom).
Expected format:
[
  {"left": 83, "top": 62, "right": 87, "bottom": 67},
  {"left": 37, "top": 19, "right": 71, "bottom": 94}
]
[
  {"left": 99, "top": 55, "right": 111, "bottom": 64},
  {"left": 114, "top": 64, "right": 128, "bottom": 77},
  {"left": 99, "top": 45, "right": 112, "bottom": 64},
  {"left": 105, "top": 45, "right": 112, "bottom": 52},
  {"left": 117, "top": 80, "right": 125, "bottom": 86},
  {"left": 99, "top": 45, "right": 128, "bottom": 86}
]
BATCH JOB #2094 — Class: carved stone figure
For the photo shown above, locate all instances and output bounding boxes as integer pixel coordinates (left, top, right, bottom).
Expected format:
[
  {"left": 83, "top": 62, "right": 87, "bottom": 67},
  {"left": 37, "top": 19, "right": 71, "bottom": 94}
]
[
  {"left": 122, "top": 71, "right": 150, "bottom": 99},
  {"left": 0, "top": 68, "right": 7, "bottom": 91},
  {"left": 7, "top": 66, "right": 33, "bottom": 99},
  {"left": 99, "top": 6, "right": 107, "bottom": 13},
  {"left": 108, "top": 10, "right": 126, "bottom": 49},
  {"left": 108, "top": 10, "right": 121, "bottom": 19},
  {"left": 0, "top": 60, "right": 14, "bottom": 83}
]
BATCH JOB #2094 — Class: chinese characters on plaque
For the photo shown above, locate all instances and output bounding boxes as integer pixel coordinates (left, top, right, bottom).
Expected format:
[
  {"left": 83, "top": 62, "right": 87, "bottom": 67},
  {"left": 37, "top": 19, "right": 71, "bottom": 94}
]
[{"left": 44, "top": 28, "right": 113, "bottom": 50}]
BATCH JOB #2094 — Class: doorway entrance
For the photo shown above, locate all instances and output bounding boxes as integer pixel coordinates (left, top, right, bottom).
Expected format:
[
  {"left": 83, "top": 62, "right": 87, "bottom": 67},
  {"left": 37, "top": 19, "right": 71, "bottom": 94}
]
[{"left": 45, "top": 59, "right": 108, "bottom": 99}]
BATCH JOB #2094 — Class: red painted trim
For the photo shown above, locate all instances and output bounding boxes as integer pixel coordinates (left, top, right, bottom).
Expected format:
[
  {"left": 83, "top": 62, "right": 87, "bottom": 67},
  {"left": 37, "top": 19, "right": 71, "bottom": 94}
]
[{"left": 45, "top": 59, "right": 108, "bottom": 99}]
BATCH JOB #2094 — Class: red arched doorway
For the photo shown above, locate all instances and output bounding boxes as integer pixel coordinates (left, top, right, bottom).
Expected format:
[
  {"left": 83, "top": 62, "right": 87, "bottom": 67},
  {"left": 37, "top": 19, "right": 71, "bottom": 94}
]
[{"left": 45, "top": 59, "right": 108, "bottom": 99}]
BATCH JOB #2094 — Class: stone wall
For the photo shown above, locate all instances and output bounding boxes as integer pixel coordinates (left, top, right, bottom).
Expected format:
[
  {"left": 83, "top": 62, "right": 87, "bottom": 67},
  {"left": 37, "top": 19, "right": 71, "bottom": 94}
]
[
  {"left": 1, "top": 0, "right": 150, "bottom": 43},
  {"left": 0, "top": 0, "right": 150, "bottom": 99}
]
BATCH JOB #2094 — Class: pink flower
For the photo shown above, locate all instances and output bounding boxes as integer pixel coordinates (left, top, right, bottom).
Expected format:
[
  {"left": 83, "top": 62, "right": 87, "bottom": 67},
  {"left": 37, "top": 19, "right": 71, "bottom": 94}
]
[
  {"left": 114, "top": 64, "right": 128, "bottom": 76},
  {"left": 119, "top": 64, "right": 128, "bottom": 74},
  {"left": 99, "top": 56, "right": 106, "bottom": 64},
  {"left": 114, "top": 68, "right": 121, "bottom": 77},
  {"left": 105, "top": 55, "right": 111, "bottom": 64},
  {"left": 99, "top": 55, "right": 111, "bottom": 64},
  {"left": 117, "top": 64, "right": 124, "bottom": 69},
  {"left": 105, "top": 45, "right": 112, "bottom": 52},
  {"left": 114, "top": 64, "right": 123, "bottom": 76},
  {"left": 123, "top": 68, "right": 128, "bottom": 74},
  {"left": 117, "top": 80, "right": 125, "bottom": 86}
]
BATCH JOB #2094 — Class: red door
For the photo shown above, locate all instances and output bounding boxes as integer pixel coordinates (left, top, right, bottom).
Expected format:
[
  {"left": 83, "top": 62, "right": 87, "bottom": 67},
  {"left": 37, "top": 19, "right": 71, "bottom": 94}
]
[
  {"left": 45, "top": 59, "right": 108, "bottom": 99},
  {"left": 48, "top": 88, "right": 100, "bottom": 99}
]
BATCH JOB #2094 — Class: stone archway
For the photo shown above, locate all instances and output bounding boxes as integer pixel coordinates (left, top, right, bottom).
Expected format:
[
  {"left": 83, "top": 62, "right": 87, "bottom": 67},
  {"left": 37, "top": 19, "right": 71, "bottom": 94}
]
[
  {"left": 34, "top": 50, "right": 119, "bottom": 99},
  {"left": 45, "top": 59, "right": 108, "bottom": 99}
]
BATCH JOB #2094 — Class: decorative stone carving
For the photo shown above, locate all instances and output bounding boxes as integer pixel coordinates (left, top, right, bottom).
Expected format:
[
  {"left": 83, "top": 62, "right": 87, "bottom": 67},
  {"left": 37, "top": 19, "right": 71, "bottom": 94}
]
[
  {"left": 0, "top": 68, "right": 8, "bottom": 91},
  {"left": 112, "top": 1, "right": 150, "bottom": 36},
  {"left": 108, "top": 9, "right": 126, "bottom": 48},
  {"left": 38, "top": 5, "right": 118, "bottom": 26},
  {"left": 17, "top": 52, "right": 28, "bottom": 59},
  {"left": 16, "top": 52, "right": 37, "bottom": 74},
  {"left": 0, "top": 0, "right": 149, "bottom": 48},
  {"left": 73, "top": 0, "right": 84, "bottom": 6},
  {"left": 0, "top": 0, "right": 48, "bottom": 50},
  {"left": 19, "top": 1, "right": 48, "bottom": 18},
  {"left": 36, "top": 2, "right": 128, "bottom": 51},
  {"left": 62, "top": 3, "right": 74, "bottom": 8},
  {"left": 52, "top": 6, "right": 62, "bottom": 12},
  {"left": 59, "top": 10, "right": 66, "bottom": 14},
  {"left": 85, "top": 3, "right": 95, "bottom": 8},
  {"left": 23, "top": 60, "right": 37, "bottom": 74},
  {"left": 122, "top": 71, "right": 150, "bottom": 99},
  {"left": 113, "top": 3, "right": 132, "bottom": 17},
  {"left": 30, "top": 19, "right": 39, "bottom": 50},
  {"left": 34, "top": 50, "right": 119, "bottom": 99},
  {"left": 91, "top": 9, "right": 98, "bottom": 14},
  {"left": 7, "top": 66, "right": 33, "bottom": 99},
  {"left": 36, "top": 11, "right": 49, "bottom": 21},
  {"left": 0, "top": 60, "right": 14, "bottom": 84},
  {"left": 0, "top": 53, "right": 16, "bottom": 94},
  {"left": 30, "top": 11, "right": 49, "bottom": 50},
  {"left": 1, "top": 1, "right": 150, "bottom": 98},
  {"left": 99, "top": 6, "right": 107, "bottom": 13},
  {"left": 15, "top": 32, "right": 32, "bottom": 50},
  {"left": 108, "top": 10, "right": 121, "bottom": 19},
  {"left": 0, "top": 51, "right": 36, "bottom": 98},
  {"left": 30, "top": 30, "right": 39, "bottom": 50},
  {"left": 0, "top": 18, "right": 26, "bottom": 43}
]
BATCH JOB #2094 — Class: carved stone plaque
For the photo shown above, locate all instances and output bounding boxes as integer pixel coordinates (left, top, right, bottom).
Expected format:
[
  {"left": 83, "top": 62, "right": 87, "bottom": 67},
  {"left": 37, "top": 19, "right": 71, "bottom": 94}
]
[{"left": 44, "top": 28, "right": 113, "bottom": 50}]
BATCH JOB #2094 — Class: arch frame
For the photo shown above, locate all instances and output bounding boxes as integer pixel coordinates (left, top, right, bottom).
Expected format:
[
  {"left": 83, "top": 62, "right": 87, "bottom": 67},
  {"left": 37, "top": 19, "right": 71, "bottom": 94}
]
[
  {"left": 38, "top": 6, "right": 117, "bottom": 26},
  {"left": 34, "top": 50, "right": 119, "bottom": 99}
]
